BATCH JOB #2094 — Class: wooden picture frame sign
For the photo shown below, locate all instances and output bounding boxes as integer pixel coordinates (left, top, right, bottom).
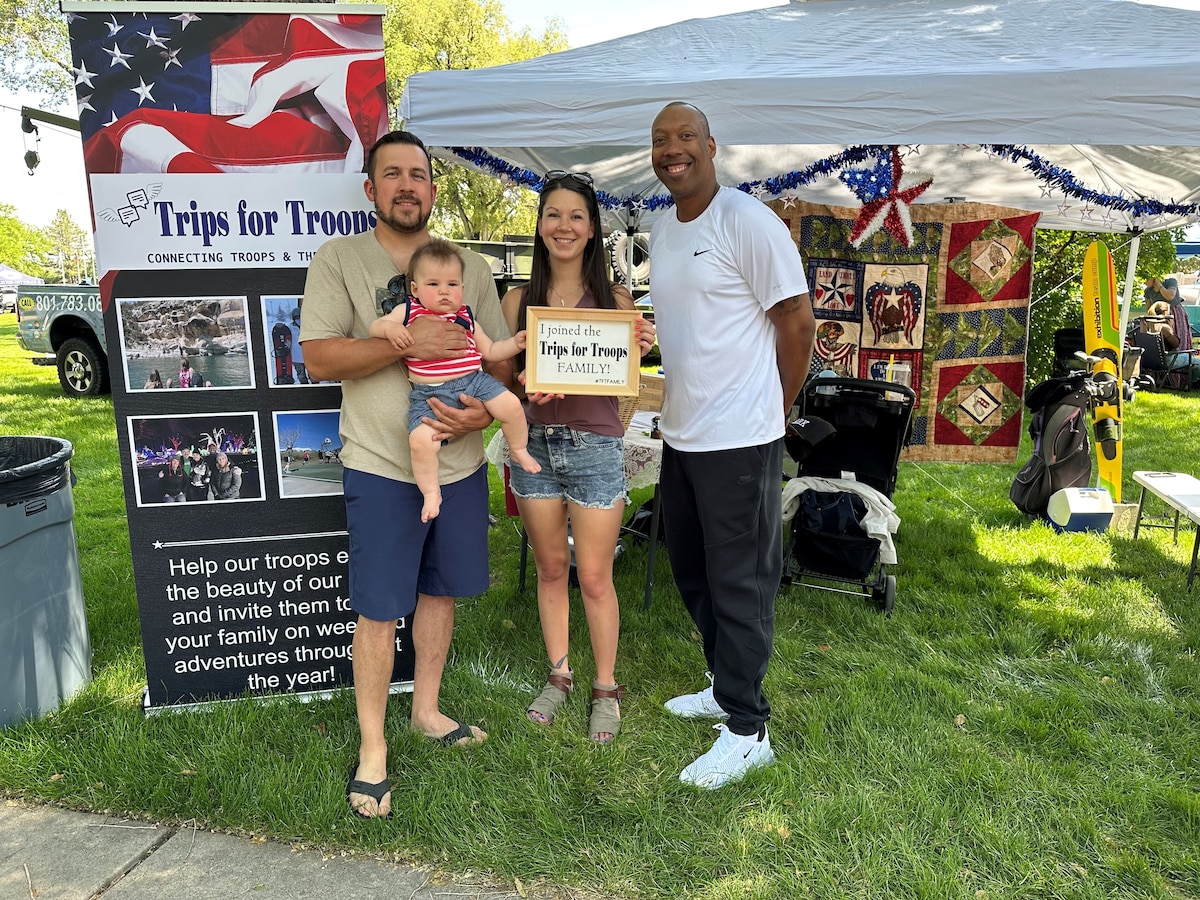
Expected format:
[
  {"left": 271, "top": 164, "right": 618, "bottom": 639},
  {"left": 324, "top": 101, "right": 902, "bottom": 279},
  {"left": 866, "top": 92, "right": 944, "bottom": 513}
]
[{"left": 525, "top": 307, "right": 641, "bottom": 397}]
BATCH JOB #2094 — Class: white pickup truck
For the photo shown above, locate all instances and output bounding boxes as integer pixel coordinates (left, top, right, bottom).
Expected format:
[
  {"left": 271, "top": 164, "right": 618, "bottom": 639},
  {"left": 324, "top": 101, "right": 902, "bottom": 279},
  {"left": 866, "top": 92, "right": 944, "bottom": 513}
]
[{"left": 15, "top": 284, "right": 109, "bottom": 397}]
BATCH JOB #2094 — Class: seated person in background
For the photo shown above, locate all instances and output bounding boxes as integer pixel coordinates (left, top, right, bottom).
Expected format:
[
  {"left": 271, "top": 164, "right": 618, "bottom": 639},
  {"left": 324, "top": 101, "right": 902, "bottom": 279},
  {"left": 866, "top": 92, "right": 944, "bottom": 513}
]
[
  {"left": 169, "top": 358, "right": 212, "bottom": 388},
  {"left": 369, "top": 238, "right": 539, "bottom": 522},
  {"left": 176, "top": 358, "right": 196, "bottom": 388},
  {"left": 1144, "top": 299, "right": 1200, "bottom": 386},
  {"left": 1144, "top": 275, "right": 1180, "bottom": 308}
]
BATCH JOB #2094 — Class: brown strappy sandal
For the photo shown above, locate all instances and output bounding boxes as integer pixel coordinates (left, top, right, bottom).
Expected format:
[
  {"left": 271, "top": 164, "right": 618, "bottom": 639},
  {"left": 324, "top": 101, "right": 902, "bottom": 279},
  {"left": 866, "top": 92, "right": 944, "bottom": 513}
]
[
  {"left": 589, "top": 682, "right": 627, "bottom": 744},
  {"left": 527, "top": 669, "right": 573, "bottom": 724}
]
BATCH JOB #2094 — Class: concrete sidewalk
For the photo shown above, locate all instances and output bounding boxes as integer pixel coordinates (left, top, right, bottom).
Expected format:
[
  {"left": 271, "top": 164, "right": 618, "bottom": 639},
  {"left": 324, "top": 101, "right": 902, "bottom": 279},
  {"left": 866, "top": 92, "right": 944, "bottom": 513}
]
[{"left": 0, "top": 801, "right": 557, "bottom": 900}]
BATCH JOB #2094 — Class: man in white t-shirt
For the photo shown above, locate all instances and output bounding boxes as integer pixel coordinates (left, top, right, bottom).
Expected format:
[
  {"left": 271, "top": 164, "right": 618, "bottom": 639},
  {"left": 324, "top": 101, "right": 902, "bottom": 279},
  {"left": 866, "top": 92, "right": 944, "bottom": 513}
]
[{"left": 650, "top": 101, "right": 816, "bottom": 789}]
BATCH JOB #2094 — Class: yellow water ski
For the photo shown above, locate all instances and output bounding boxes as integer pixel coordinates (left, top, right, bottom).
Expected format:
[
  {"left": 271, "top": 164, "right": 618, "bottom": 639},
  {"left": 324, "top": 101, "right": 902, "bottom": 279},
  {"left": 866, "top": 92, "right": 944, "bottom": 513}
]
[{"left": 1081, "top": 240, "right": 1122, "bottom": 502}]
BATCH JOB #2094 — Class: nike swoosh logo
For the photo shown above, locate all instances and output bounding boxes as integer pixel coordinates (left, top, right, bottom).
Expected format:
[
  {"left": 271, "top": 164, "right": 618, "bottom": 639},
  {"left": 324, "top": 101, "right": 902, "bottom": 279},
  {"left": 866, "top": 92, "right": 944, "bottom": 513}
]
[{"left": 693, "top": 249, "right": 712, "bottom": 256}]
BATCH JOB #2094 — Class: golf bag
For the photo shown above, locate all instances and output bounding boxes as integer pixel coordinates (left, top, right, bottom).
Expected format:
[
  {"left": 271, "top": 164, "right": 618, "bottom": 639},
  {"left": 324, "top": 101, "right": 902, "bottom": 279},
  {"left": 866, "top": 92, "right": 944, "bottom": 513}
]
[{"left": 1010, "top": 374, "right": 1092, "bottom": 517}]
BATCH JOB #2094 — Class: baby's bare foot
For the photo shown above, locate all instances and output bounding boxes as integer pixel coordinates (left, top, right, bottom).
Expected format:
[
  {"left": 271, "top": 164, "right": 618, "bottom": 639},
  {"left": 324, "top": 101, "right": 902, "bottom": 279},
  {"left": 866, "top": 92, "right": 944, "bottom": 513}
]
[
  {"left": 421, "top": 491, "right": 442, "bottom": 522},
  {"left": 510, "top": 448, "right": 541, "bottom": 474}
]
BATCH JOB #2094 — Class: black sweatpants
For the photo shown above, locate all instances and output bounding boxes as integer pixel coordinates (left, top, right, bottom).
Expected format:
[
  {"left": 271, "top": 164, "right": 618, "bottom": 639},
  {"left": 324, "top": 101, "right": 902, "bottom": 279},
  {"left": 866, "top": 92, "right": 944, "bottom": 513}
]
[{"left": 659, "top": 439, "right": 783, "bottom": 735}]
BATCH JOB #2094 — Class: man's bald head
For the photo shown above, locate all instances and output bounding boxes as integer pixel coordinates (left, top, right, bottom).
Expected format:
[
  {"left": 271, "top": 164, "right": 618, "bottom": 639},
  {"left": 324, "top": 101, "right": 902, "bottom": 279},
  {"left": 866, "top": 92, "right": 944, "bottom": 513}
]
[{"left": 656, "top": 101, "right": 711, "bottom": 140}]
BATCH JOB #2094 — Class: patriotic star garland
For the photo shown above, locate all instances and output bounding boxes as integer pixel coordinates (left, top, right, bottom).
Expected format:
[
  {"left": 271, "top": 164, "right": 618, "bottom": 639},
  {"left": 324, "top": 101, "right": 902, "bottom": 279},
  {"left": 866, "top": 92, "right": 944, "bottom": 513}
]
[
  {"left": 838, "top": 147, "right": 933, "bottom": 248},
  {"left": 448, "top": 144, "right": 1200, "bottom": 228}
]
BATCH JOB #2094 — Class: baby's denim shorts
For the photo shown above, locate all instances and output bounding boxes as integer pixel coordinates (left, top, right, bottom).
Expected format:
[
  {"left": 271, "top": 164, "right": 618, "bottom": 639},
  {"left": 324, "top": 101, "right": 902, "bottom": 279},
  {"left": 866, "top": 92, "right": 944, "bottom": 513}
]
[
  {"left": 408, "top": 370, "right": 507, "bottom": 432},
  {"left": 509, "top": 424, "right": 628, "bottom": 509}
]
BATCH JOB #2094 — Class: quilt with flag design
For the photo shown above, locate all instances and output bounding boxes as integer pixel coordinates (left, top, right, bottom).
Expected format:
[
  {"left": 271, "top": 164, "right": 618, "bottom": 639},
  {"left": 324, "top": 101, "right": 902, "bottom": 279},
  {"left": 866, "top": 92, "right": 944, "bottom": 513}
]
[{"left": 771, "top": 200, "right": 1040, "bottom": 463}]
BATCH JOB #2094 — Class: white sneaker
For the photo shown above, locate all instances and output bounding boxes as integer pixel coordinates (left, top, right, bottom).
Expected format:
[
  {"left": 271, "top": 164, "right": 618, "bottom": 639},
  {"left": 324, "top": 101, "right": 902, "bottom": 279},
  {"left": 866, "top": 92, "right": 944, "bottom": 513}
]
[
  {"left": 679, "top": 723, "right": 774, "bottom": 789},
  {"left": 664, "top": 673, "right": 728, "bottom": 719}
]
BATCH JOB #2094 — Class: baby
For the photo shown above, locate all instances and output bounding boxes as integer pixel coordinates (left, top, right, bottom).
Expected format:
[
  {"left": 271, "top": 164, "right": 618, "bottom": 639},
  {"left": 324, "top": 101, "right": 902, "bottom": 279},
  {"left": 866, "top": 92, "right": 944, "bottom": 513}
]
[{"left": 370, "top": 238, "right": 540, "bottom": 522}]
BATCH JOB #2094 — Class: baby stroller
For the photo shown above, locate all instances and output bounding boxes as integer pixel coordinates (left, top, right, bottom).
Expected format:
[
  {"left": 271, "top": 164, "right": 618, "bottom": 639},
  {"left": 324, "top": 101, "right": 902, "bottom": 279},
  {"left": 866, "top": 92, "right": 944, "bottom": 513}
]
[{"left": 781, "top": 376, "right": 917, "bottom": 614}]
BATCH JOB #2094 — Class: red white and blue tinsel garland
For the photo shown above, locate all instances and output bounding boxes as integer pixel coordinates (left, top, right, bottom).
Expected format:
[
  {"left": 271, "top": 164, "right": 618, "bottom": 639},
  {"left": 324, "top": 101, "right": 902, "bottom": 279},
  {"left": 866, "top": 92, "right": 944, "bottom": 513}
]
[{"left": 447, "top": 144, "right": 1198, "bottom": 228}]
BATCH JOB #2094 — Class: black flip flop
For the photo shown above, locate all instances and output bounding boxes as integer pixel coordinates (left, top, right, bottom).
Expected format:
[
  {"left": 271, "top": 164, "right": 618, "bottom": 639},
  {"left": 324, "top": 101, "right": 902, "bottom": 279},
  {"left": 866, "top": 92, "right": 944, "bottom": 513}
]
[
  {"left": 346, "top": 765, "right": 392, "bottom": 819},
  {"left": 436, "top": 720, "right": 481, "bottom": 747}
]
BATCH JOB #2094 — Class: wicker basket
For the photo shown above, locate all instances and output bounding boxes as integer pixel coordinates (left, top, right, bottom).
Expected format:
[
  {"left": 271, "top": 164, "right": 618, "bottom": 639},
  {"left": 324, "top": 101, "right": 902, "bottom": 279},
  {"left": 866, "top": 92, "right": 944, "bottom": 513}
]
[
  {"left": 639, "top": 373, "right": 665, "bottom": 412},
  {"left": 618, "top": 373, "right": 666, "bottom": 429}
]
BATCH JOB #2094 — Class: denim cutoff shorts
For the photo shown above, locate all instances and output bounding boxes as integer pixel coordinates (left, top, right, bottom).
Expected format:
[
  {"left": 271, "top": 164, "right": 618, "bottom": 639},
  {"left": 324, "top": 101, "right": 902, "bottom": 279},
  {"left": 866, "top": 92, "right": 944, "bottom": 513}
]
[
  {"left": 509, "top": 424, "right": 628, "bottom": 509},
  {"left": 408, "top": 369, "right": 508, "bottom": 432}
]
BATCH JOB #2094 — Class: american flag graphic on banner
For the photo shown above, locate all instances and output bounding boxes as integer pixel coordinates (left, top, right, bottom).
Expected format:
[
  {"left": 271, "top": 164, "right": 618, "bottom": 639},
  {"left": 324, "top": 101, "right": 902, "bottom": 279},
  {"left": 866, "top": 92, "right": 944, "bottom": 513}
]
[{"left": 68, "top": 10, "right": 387, "bottom": 175}]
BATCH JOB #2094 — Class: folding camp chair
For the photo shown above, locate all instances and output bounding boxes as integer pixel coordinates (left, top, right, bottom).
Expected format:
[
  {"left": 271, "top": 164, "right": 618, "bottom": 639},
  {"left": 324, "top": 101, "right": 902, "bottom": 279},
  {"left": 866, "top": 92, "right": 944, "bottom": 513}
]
[{"left": 1133, "top": 324, "right": 1194, "bottom": 392}]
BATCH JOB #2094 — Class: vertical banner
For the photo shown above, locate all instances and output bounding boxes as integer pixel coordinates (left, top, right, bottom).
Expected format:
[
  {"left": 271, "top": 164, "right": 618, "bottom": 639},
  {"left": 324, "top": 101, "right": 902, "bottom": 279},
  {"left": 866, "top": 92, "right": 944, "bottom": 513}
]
[{"left": 64, "top": 2, "right": 411, "bottom": 710}]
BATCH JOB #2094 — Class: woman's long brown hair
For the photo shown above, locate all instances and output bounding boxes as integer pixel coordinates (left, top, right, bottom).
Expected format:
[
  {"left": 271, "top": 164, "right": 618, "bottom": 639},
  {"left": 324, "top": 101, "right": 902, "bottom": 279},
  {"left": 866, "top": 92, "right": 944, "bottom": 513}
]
[{"left": 517, "top": 176, "right": 617, "bottom": 339}]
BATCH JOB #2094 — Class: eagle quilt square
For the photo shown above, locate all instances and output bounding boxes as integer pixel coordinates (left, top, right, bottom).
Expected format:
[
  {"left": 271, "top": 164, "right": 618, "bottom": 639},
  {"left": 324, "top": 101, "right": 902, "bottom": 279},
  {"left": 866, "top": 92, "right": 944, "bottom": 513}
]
[{"left": 860, "top": 264, "right": 928, "bottom": 351}]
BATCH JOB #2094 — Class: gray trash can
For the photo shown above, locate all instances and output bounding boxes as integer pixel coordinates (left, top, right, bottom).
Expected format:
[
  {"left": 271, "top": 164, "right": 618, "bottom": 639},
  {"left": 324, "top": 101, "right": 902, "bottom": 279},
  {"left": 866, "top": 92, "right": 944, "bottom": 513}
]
[{"left": 0, "top": 436, "right": 91, "bottom": 728}]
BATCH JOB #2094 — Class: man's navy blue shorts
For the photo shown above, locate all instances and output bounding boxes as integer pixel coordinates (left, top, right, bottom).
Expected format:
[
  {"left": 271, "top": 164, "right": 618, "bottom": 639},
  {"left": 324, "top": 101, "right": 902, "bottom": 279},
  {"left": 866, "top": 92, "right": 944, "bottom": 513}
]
[{"left": 343, "top": 465, "right": 490, "bottom": 622}]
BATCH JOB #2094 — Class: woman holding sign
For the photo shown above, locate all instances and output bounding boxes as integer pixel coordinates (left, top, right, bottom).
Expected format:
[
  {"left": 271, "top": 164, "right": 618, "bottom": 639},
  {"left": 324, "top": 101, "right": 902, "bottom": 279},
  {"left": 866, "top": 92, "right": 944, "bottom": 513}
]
[{"left": 501, "top": 170, "right": 655, "bottom": 744}]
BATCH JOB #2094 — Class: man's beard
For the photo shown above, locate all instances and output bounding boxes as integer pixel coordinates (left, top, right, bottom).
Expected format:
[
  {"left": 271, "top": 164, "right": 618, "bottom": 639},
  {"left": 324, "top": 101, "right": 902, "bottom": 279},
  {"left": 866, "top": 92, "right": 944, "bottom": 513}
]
[{"left": 375, "top": 197, "right": 431, "bottom": 235}]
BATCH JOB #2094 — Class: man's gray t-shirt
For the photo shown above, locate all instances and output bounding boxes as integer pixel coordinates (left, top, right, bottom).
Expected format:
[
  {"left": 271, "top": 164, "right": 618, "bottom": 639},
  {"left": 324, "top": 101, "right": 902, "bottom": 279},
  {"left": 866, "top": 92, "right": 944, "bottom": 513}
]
[{"left": 300, "top": 230, "right": 507, "bottom": 484}]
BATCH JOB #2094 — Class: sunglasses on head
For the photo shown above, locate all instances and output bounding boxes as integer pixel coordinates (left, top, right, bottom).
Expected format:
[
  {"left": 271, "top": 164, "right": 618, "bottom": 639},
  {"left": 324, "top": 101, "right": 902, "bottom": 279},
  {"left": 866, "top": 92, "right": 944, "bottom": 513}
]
[
  {"left": 381, "top": 273, "right": 409, "bottom": 315},
  {"left": 543, "top": 169, "right": 595, "bottom": 189}
]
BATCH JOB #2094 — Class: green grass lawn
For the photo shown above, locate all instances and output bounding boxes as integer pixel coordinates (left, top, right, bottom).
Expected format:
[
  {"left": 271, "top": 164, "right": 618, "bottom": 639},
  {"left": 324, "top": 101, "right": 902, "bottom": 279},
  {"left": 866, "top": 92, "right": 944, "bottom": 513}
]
[{"left": 2, "top": 311, "right": 1198, "bottom": 899}]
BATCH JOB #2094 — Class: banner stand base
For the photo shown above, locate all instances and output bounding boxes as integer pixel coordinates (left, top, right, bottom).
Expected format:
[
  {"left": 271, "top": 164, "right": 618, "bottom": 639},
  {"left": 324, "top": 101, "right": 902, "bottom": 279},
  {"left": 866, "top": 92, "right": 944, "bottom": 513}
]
[{"left": 141, "top": 681, "right": 414, "bottom": 716}]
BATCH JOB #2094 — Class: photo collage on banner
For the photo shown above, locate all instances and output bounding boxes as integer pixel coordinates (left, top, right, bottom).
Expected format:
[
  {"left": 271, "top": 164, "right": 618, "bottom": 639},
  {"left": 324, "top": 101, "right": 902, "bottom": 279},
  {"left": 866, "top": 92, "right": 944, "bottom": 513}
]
[
  {"left": 261, "top": 295, "right": 338, "bottom": 388},
  {"left": 65, "top": 2, "right": 406, "bottom": 710},
  {"left": 128, "top": 412, "right": 263, "bottom": 506},
  {"left": 117, "top": 296, "right": 256, "bottom": 392}
]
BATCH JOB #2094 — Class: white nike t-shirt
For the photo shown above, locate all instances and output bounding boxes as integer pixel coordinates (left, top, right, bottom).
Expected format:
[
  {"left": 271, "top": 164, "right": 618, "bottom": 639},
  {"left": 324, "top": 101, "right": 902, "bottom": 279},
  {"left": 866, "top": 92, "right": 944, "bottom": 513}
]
[{"left": 649, "top": 187, "right": 809, "bottom": 451}]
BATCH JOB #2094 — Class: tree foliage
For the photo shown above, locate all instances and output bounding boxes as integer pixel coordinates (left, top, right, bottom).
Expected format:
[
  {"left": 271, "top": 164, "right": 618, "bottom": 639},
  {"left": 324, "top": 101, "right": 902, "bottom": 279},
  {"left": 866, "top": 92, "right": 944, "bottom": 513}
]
[
  {"left": 0, "top": 0, "right": 72, "bottom": 102},
  {"left": 1025, "top": 227, "right": 1182, "bottom": 388},
  {"left": 381, "top": 0, "right": 566, "bottom": 240},
  {"left": 43, "top": 208, "right": 93, "bottom": 282},
  {"left": 380, "top": 0, "right": 565, "bottom": 109},
  {"left": 431, "top": 160, "right": 539, "bottom": 241},
  {"left": 0, "top": 203, "right": 55, "bottom": 281}
]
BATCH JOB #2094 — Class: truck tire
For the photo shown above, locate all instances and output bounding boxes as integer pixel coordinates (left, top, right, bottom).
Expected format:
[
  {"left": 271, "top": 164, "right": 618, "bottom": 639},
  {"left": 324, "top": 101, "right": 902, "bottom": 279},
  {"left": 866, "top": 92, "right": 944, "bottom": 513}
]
[{"left": 57, "top": 336, "right": 109, "bottom": 397}]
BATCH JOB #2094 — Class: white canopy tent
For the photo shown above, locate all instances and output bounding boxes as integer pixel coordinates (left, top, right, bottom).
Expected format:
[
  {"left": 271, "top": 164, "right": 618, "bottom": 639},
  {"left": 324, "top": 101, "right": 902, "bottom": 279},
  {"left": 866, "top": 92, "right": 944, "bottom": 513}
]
[
  {"left": 0, "top": 264, "right": 43, "bottom": 287},
  {"left": 401, "top": 0, "right": 1200, "bottom": 329},
  {"left": 402, "top": 0, "right": 1200, "bottom": 229}
]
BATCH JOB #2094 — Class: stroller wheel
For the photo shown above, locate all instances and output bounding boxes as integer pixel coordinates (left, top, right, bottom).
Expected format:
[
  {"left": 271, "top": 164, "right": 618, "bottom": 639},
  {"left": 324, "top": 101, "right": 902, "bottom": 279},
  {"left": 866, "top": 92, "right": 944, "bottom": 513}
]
[{"left": 873, "top": 574, "right": 896, "bottom": 615}]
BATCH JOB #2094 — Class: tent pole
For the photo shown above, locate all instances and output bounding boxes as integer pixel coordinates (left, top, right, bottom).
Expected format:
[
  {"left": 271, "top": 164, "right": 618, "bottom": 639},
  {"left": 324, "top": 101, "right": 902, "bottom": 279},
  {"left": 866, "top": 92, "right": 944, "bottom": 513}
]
[
  {"left": 626, "top": 225, "right": 634, "bottom": 292},
  {"left": 623, "top": 205, "right": 642, "bottom": 293},
  {"left": 1117, "top": 230, "right": 1142, "bottom": 345}
]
